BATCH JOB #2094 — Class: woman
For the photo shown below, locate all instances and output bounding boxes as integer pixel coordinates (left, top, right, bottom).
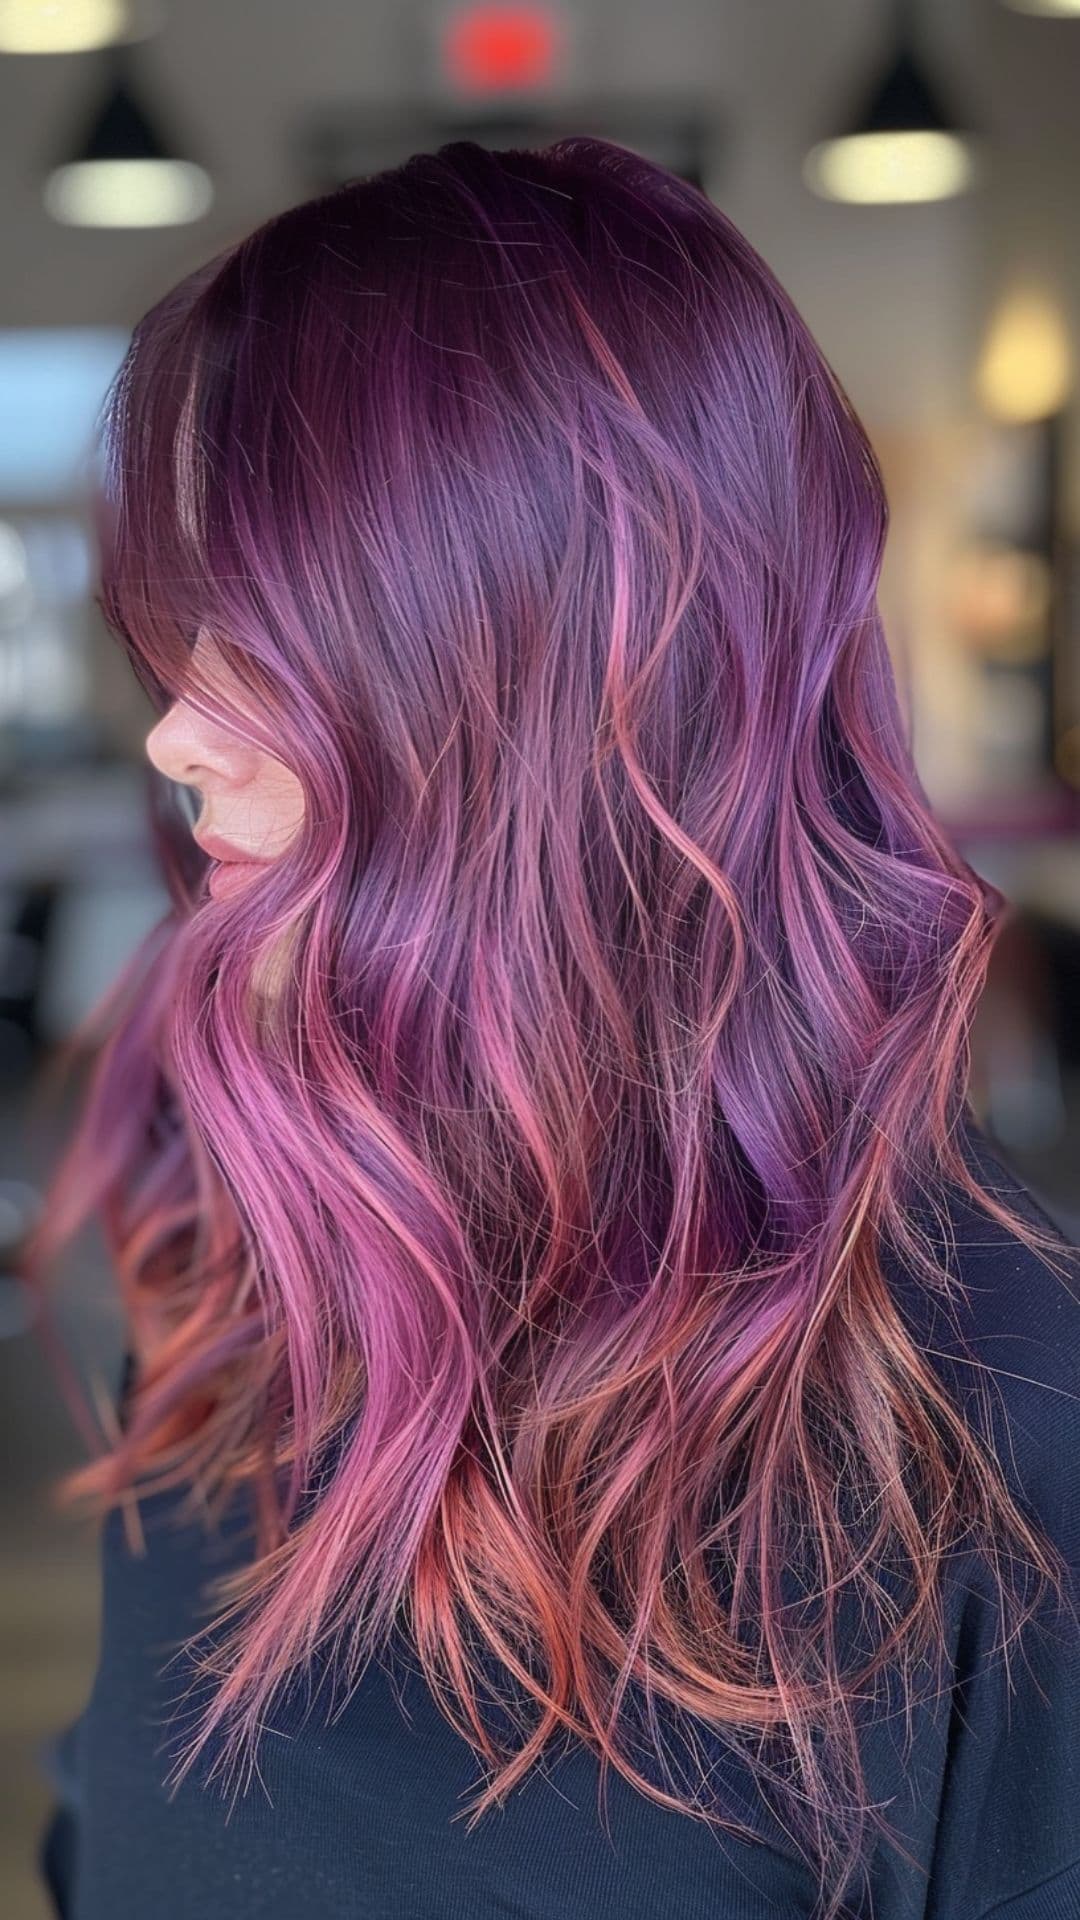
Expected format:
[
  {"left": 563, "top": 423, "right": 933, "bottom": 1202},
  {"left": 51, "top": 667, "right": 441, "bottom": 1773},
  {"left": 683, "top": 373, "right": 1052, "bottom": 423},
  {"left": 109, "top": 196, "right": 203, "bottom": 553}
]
[{"left": 25, "top": 136, "right": 1080, "bottom": 1920}]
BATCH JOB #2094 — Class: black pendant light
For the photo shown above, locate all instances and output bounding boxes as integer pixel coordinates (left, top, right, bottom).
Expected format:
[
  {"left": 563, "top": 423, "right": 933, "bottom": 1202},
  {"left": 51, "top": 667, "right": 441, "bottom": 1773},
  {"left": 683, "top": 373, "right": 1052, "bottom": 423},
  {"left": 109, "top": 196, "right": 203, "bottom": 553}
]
[
  {"left": 42, "top": 41, "right": 212, "bottom": 229},
  {"left": 804, "top": 0, "right": 982, "bottom": 204}
]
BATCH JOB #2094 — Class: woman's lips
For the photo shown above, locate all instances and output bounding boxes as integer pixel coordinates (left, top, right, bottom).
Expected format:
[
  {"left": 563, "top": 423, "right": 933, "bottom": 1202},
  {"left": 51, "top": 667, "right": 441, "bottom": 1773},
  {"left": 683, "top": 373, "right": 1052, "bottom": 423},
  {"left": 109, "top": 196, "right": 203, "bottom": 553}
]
[
  {"left": 194, "top": 827, "right": 275, "bottom": 899},
  {"left": 194, "top": 827, "right": 272, "bottom": 864},
  {"left": 206, "top": 860, "right": 268, "bottom": 900}
]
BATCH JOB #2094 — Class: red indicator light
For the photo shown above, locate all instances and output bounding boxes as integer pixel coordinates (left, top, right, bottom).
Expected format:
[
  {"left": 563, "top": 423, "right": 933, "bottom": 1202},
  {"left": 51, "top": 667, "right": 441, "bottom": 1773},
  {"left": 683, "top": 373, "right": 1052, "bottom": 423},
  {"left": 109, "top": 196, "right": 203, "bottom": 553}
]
[{"left": 443, "top": 6, "right": 561, "bottom": 92}]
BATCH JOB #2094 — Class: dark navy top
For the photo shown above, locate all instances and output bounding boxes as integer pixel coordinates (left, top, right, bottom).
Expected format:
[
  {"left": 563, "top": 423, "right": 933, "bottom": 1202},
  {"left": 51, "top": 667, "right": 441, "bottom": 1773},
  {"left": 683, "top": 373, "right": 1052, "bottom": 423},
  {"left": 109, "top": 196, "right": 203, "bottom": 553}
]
[{"left": 36, "top": 1123, "right": 1080, "bottom": 1919}]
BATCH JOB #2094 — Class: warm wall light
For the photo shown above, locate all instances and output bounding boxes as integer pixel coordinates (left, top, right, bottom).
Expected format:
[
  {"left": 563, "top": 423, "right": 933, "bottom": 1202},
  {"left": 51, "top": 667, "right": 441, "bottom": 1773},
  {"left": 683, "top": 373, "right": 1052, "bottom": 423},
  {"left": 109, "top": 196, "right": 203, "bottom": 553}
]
[
  {"left": 975, "top": 288, "right": 1074, "bottom": 422},
  {"left": 0, "top": 0, "right": 133, "bottom": 54}
]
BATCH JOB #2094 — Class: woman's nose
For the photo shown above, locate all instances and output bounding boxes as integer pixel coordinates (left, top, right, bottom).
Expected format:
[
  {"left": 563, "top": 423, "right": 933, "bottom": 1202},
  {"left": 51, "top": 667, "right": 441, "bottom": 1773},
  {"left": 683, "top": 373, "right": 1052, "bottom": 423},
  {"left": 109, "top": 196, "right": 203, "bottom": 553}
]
[
  {"left": 144, "top": 700, "right": 250, "bottom": 790},
  {"left": 145, "top": 702, "right": 206, "bottom": 787}
]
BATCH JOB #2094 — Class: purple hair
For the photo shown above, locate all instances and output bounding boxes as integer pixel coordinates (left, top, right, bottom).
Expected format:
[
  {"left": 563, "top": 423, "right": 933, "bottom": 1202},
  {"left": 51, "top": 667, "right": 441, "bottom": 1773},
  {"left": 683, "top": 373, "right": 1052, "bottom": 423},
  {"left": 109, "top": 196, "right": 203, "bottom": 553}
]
[{"left": 21, "top": 136, "right": 1075, "bottom": 1919}]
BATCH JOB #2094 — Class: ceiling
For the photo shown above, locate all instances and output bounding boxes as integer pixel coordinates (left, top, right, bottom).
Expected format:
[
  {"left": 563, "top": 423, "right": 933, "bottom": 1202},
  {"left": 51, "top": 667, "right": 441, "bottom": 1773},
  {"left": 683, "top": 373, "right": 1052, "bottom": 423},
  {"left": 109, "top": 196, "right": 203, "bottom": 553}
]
[{"left": 0, "top": 1, "right": 1077, "bottom": 452}]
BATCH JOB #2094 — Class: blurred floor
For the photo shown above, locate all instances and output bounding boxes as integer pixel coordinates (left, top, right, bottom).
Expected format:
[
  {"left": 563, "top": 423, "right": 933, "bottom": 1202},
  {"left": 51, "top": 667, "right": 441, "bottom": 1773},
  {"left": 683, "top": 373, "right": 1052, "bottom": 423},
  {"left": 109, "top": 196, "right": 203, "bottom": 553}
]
[
  {"left": 2, "top": 1077, "right": 122, "bottom": 1920},
  {"left": 2, "top": 1077, "right": 1079, "bottom": 1920}
]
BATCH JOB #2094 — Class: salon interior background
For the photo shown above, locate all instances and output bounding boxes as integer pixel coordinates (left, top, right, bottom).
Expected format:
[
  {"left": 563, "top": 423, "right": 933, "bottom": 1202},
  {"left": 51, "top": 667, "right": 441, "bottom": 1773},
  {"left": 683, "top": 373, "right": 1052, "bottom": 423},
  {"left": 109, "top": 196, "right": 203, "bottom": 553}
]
[{"left": 2, "top": 3, "right": 1080, "bottom": 1915}]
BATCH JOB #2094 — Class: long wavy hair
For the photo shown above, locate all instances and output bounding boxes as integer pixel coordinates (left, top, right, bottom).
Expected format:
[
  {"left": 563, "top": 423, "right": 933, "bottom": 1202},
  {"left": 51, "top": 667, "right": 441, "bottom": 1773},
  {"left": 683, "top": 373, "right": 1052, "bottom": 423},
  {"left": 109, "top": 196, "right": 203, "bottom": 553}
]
[{"left": 22, "top": 135, "right": 1077, "bottom": 1919}]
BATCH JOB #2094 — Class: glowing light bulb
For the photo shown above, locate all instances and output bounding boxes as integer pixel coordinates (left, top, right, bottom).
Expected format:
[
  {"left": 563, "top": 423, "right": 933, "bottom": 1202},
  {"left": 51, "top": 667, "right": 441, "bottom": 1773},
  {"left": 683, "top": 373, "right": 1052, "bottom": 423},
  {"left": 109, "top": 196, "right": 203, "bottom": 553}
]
[
  {"left": 803, "top": 130, "right": 977, "bottom": 205},
  {"left": 44, "top": 158, "right": 213, "bottom": 229},
  {"left": 0, "top": 0, "right": 131, "bottom": 54}
]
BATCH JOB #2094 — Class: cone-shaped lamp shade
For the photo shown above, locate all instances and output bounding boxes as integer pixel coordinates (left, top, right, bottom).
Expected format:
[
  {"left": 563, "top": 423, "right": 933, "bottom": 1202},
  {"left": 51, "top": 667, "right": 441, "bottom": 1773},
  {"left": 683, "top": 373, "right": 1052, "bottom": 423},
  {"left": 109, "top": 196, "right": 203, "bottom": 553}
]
[
  {"left": 43, "top": 47, "right": 212, "bottom": 228},
  {"left": 805, "top": 37, "right": 980, "bottom": 204}
]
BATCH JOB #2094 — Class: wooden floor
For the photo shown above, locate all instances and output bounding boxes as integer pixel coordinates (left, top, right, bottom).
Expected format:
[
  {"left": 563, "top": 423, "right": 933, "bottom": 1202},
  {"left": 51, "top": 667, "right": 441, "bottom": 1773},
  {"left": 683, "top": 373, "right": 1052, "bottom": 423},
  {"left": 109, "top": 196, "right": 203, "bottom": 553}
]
[
  {"left": 3, "top": 1076, "right": 123, "bottom": 1920},
  {"left": 1, "top": 1516, "right": 102, "bottom": 1920}
]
